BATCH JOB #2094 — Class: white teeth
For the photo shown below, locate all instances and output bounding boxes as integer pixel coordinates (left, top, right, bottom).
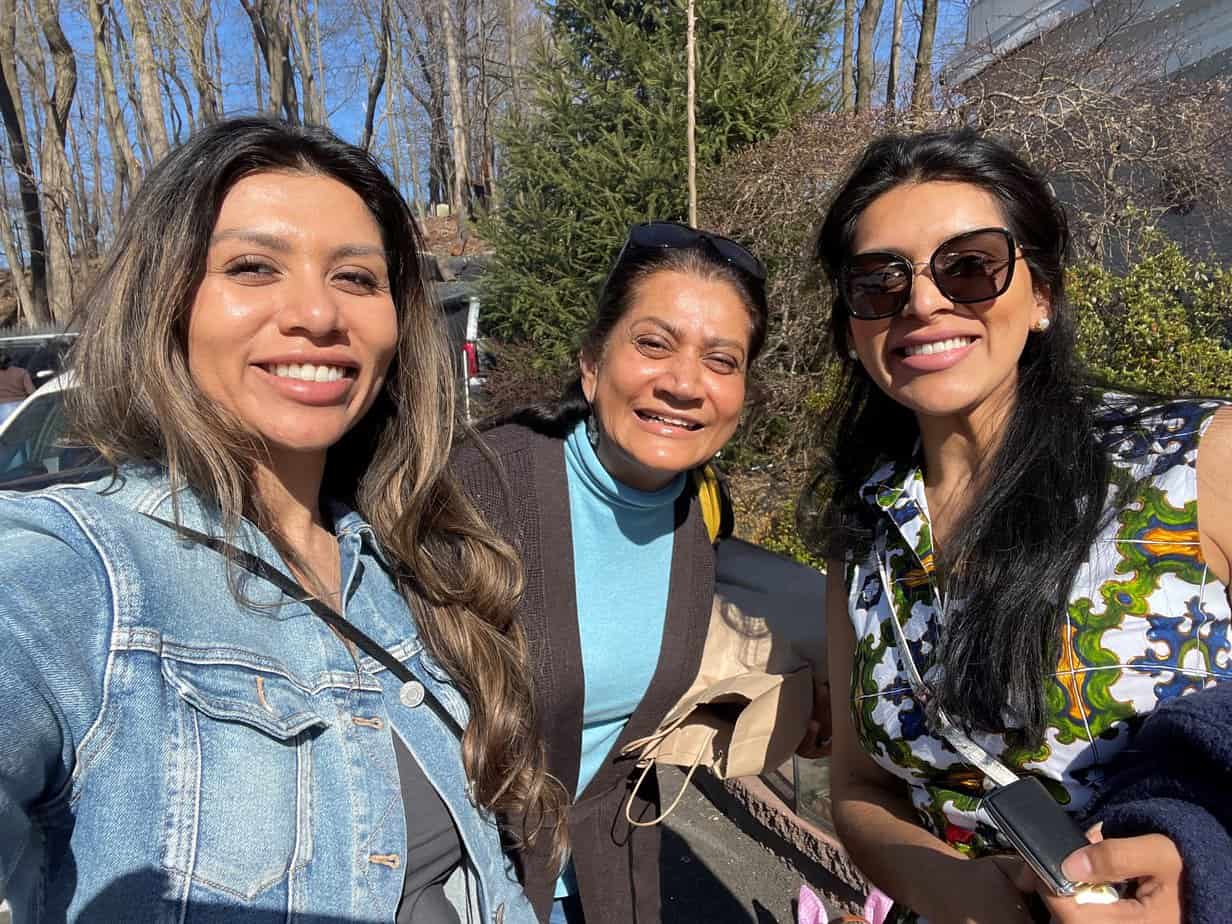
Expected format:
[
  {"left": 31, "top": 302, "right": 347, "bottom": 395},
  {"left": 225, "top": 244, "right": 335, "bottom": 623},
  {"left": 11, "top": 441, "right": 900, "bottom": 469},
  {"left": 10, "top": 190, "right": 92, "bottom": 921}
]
[
  {"left": 903, "top": 337, "right": 975, "bottom": 357},
  {"left": 644, "top": 411, "right": 699, "bottom": 430},
  {"left": 266, "top": 363, "right": 348, "bottom": 382}
]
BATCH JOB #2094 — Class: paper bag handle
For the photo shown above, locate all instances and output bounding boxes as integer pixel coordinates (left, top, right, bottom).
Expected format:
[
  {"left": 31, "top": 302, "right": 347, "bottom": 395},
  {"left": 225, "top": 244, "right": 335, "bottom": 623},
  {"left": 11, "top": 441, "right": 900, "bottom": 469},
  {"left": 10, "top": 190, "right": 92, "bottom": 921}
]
[{"left": 623, "top": 728, "right": 716, "bottom": 828}]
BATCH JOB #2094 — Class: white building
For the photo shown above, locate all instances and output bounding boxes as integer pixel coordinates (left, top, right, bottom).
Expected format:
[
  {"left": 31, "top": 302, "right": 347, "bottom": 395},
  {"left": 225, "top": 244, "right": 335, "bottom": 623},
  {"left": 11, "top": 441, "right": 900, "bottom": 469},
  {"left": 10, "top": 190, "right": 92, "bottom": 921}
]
[{"left": 945, "top": 0, "right": 1232, "bottom": 87}]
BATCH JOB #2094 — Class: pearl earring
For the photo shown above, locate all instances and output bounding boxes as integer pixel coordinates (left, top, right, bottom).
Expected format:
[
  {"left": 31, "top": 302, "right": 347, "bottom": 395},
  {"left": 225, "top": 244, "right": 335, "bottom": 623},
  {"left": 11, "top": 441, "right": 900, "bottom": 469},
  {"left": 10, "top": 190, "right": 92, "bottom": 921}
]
[
  {"left": 847, "top": 348, "right": 858, "bottom": 360},
  {"left": 1034, "top": 317, "right": 1051, "bottom": 333}
]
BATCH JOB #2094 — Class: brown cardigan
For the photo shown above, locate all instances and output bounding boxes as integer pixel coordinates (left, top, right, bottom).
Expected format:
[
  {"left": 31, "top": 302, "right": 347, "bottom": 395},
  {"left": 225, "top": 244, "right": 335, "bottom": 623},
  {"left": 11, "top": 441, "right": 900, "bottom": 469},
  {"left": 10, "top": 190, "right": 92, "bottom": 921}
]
[{"left": 451, "top": 422, "right": 715, "bottom": 924}]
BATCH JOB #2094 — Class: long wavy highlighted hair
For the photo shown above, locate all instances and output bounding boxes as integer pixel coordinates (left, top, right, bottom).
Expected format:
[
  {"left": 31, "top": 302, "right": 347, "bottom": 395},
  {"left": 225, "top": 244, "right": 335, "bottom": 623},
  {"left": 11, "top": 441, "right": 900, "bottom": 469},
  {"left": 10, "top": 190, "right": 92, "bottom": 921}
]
[{"left": 68, "top": 115, "right": 566, "bottom": 854}]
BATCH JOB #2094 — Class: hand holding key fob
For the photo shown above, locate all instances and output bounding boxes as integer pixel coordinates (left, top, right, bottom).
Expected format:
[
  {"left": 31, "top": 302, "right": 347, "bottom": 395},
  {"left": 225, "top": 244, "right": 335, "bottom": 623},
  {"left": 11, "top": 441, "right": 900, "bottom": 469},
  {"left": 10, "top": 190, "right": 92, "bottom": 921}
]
[{"left": 982, "top": 776, "right": 1119, "bottom": 902}]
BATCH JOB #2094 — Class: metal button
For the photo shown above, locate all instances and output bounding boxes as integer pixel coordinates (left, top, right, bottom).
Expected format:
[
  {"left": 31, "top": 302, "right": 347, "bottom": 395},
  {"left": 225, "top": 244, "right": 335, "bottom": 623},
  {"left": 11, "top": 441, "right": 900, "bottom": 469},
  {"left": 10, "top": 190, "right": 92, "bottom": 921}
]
[{"left": 399, "top": 680, "right": 425, "bottom": 708}]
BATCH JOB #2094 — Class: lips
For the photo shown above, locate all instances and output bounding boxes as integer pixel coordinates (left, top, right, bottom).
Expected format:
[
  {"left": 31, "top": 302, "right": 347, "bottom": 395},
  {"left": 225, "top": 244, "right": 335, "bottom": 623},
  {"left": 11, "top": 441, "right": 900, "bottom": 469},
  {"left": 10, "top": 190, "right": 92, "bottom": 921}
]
[{"left": 635, "top": 409, "right": 703, "bottom": 431}]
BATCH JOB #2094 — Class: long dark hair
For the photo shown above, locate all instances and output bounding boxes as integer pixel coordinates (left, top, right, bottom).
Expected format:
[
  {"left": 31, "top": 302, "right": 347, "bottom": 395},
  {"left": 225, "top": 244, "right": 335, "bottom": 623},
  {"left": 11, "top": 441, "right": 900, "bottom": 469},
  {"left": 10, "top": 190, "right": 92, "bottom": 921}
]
[
  {"left": 807, "top": 128, "right": 1108, "bottom": 741},
  {"left": 492, "top": 233, "right": 770, "bottom": 435},
  {"left": 68, "top": 115, "right": 566, "bottom": 853}
]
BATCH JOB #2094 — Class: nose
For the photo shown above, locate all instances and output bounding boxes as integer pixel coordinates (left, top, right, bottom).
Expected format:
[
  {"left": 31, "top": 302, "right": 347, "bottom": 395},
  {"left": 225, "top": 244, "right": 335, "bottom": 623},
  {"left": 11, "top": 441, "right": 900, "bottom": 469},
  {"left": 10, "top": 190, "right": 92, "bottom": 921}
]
[
  {"left": 277, "top": 274, "right": 345, "bottom": 339},
  {"left": 901, "top": 264, "right": 951, "bottom": 321},
  {"left": 658, "top": 351, "right": 704, "bottom": 403}
]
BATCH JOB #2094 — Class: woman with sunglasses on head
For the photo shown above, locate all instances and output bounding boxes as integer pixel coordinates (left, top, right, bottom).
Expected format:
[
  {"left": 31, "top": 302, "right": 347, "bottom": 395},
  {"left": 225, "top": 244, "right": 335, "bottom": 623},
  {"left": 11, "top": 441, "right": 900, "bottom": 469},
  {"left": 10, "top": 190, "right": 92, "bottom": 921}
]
[
  {"left": 812, "top": 129, "right": 1232, "bottom": 924},
  {"left": 0, "top": 117, "right": 558, "bottom": 922},
  {"left": 454, "top": 222, "right": 829, "bottom": 924}
]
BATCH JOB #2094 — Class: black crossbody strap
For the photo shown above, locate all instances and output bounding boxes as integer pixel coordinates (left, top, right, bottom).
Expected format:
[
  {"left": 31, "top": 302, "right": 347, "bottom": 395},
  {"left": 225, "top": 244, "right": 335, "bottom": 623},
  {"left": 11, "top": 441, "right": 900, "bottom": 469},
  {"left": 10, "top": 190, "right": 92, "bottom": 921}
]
[{"left": 142, "top": 512, "right": 465, "bottom": 739}]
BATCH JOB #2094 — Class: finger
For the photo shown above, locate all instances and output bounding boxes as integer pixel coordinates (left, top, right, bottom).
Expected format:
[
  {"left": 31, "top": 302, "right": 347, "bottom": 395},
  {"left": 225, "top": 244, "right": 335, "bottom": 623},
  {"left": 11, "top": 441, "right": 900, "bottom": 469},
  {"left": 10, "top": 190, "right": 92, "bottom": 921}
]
[
  {"left": 1062, "top": 833, "right": 1182, "bottom": 884},
  {"left": 1038, "top": 890, "right": 1125, "bottom": 924},
  {"left": 1085, "top": 821, "right": 1105, "bottom": 844}
]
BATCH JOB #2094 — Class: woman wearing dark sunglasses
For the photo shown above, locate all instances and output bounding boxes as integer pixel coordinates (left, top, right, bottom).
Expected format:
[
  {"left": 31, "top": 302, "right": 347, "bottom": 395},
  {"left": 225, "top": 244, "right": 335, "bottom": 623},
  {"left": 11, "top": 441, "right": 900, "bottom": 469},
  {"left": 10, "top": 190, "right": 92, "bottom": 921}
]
[
  {"left": 453, "top": 223, "right": 828, "bottom": 924},
  {"left": 811, "top": 129, "right": 1232, "bottom": 924}
]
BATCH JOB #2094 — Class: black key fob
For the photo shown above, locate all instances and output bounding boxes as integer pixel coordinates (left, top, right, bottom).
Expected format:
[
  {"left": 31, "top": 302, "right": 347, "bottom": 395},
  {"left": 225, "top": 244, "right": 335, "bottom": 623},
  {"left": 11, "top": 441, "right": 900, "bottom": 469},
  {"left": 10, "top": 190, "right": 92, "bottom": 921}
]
[{"left": 982, "top": 776, "right": 1089, "bottom": 896}]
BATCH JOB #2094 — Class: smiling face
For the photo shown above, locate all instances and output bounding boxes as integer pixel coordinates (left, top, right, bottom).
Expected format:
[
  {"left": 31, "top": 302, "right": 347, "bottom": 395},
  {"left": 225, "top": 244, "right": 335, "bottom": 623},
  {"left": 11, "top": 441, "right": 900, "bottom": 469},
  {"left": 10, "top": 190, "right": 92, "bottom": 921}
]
[
  {"left": 187, "top": 171, "right": 399, "bottom": 469},
  {"left": 846, "top": 180, "right": 1050, "bottom": 431},
  {"left": 580, "top": 269, "right": 752, "bottom": 491}
]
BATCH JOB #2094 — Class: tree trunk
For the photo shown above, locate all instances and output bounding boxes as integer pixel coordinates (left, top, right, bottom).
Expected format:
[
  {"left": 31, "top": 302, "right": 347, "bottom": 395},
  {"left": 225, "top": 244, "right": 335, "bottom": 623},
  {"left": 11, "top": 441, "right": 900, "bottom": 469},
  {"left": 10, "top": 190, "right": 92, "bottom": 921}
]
[
  {"left": 0, "top": 166, "right": 37, "bottom": 325},
  {"left": 855, "top": 0, "right": 885, "bottom": 113},
  {"left": 506, "top": 0, "right": 518, "bottom": 114},
  {"left": 911, "top": 0, "right": 938, "bottom": 112},
  {"left": 686, "top": 0, "right": 696, "bottom": 226},
  {"left": 361, "top": 0, "right": 390, "bottom": 148},
  {"left": 886, "top": 0, "right": 902, "bottom": 111},
  {"left": 85, "top": 0, "right": 142, "bottom": 189},
  {"left": 290, "top": 0, "right": 324, "bottom": 124},
  {"left": 155, "top": 25, "right": 193, "bottom": 141},
  {"left": 68, "top": 114, "right": 99, "bottom": 262},
  {"left": 109, "top": 6, "right": 152, "bottom": 164},
  {"left": 840, "top": 0, "right": 855, "bottom": 112},
  {"left": 180, "top": 0, "right": 222, "bottom": 123},
  {"left": 393, "top": 30, "right": 424, "bottom": 216},
  {"left": 397, "top": 0, "right": 449, "bottom": 207},
  {"left": 440, "top": 0, "right": 469, "bottom": 243},
  {"left": 0, "top": 0, "right": 49, "bottom": 323},
  {"left": 250, "top": 15, "right": 265, "bottom": 108},
  {"left": 32, "top": 0, "right": 79, "bottom": 321},
  {"left": 122, "top": 0, "right": 170, "bottom": 160},
  {"left": 384, "top": 29, "right": 401, "bottom": 188},
  {"left": 242, "top": 0, "right": 300, "bottom": 123}
]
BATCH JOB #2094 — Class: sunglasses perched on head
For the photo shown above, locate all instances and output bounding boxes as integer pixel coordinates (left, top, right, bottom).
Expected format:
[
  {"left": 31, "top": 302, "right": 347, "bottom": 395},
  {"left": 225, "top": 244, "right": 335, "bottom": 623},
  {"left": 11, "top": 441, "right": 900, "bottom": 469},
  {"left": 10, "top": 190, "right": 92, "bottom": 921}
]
[
  {"left": 840, "top": 227, "right": 1027, "bottom": 320},
  {"left": 620, "top": 221, "right": 767, "bottom": 282}
]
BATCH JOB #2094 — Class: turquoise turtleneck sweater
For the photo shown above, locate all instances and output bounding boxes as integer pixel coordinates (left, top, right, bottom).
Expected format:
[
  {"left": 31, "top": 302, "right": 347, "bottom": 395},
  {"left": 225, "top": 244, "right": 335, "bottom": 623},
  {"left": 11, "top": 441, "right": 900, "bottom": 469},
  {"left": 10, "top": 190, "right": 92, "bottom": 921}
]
[{"left": 557, "top": 420, "right": 685, "bottom": 897}]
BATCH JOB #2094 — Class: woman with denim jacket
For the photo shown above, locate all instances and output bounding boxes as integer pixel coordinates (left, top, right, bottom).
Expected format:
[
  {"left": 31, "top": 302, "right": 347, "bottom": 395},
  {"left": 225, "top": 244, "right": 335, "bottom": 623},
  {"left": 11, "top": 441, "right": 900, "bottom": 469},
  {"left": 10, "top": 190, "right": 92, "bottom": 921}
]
[{"left": 0, "top": 117, "right": 562, "bottom": 924}]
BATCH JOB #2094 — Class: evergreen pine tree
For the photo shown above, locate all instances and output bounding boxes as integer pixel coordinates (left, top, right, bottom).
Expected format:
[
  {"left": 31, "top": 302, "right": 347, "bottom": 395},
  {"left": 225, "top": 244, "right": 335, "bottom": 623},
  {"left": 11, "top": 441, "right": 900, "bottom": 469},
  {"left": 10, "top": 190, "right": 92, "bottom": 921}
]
[{"left": 481, "top": 0, "right": 831, "bottom": 364}]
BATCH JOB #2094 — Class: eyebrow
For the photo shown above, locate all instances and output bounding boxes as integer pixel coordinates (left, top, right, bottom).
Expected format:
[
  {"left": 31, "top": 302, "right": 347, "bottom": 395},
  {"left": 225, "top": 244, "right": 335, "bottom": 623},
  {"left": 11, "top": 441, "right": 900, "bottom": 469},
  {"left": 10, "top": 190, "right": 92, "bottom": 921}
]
[
  {"left": 638, "top": 316, "right": 748, "bottom": 354},
  {"left": 209, "top": 229, "right": 386, "bottom": 262}
]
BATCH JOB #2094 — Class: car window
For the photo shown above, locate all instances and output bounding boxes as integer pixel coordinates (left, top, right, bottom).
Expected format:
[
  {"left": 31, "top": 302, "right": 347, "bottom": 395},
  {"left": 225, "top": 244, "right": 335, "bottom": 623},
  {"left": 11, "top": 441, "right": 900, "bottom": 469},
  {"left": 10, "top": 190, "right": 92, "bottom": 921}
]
[{"left": 0, "top": 391, "right": 75, "bottom": 477}]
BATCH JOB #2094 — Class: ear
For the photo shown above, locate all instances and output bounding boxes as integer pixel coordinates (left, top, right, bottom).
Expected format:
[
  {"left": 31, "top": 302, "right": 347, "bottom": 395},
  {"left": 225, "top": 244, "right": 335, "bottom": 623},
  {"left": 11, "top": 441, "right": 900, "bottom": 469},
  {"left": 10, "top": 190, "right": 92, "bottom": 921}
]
[
  {"left": 1032, "top": 281, "right": 1052, "bottom": 325},
  {"left": 579, "top": 350, "right": 598, "bottom": 404}
]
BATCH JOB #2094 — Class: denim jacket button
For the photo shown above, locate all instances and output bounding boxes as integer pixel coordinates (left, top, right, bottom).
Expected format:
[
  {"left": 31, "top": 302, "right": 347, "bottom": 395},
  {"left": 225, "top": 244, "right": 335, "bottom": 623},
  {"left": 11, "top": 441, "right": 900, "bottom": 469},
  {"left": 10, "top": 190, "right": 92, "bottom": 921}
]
[{"left": 399, "top": 680, "right": 425, "bottom": 708}]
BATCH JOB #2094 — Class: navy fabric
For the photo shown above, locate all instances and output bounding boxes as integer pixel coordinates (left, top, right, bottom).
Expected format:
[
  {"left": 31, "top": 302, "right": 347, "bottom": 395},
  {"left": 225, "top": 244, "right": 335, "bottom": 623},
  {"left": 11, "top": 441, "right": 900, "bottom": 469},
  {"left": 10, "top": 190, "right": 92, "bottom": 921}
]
[{"left": 1080, "top": 681, "right": 1232, "bottom": 921}]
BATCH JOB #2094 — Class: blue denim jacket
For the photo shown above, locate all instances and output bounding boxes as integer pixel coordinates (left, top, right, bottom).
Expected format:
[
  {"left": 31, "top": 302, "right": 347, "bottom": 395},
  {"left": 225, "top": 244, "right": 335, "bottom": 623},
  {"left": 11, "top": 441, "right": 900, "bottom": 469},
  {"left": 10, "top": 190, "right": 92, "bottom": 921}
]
[{"left": 0, "top": 467, "right": 536, "bottom": 924}]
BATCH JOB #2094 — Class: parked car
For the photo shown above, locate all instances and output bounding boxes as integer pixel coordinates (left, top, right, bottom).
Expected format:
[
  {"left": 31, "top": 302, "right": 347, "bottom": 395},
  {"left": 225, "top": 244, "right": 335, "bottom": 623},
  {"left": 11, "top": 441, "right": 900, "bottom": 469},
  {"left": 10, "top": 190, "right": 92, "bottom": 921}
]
[
  {"left": 437, "top": 283, "right": 491, "bottom": 421},
  {"left": 0, "top": 330, "right": 76, "bottom": 386},
  {"left": 0, "top": 280, "right": 488, "bottom": 491},
  {"left": 0, "top": 372, "right": 106, "bottom": 492}
]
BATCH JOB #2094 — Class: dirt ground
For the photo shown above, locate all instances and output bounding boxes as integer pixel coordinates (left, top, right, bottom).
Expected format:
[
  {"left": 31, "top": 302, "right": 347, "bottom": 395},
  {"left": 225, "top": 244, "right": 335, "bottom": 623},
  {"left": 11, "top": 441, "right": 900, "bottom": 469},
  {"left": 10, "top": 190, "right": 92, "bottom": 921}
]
[{"left": 419, "top": 214, "right": 493, "bottom": 258}]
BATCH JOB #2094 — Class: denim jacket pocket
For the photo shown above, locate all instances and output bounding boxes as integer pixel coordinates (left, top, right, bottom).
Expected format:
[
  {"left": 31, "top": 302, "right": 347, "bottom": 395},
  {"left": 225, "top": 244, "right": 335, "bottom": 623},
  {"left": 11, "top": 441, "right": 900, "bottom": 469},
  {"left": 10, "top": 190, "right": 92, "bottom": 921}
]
[{"left": 160, "top": 656, "right": 330, "bottom": 901}]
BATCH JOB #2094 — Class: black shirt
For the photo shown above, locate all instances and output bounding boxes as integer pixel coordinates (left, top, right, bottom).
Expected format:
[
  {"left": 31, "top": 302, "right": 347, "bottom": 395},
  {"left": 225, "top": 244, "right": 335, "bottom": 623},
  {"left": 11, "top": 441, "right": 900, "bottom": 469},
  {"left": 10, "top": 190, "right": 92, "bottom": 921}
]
[{"left": 392, "top": 733, "right": 464, "bottom": 924}]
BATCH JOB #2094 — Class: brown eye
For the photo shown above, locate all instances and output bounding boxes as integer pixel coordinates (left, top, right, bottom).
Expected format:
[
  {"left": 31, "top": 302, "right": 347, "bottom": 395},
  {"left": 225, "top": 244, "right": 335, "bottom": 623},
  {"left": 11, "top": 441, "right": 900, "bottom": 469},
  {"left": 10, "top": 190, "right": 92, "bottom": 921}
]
[
  {"left": 225, "top": 259, "right": 277, "bottom": 281},
  {"left": 334, "top": 270, "right": 381, "bottom": 293},
  {"left": 636, "top": 337, "right": 670, "bottom": 355}
]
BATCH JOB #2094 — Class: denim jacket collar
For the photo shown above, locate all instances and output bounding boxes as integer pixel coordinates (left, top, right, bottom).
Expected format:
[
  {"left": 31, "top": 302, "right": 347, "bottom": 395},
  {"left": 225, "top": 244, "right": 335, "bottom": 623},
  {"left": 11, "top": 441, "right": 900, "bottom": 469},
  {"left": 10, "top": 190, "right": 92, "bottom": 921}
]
[{"left": 108, "top": 463, "right": 394, "bottom": 570}]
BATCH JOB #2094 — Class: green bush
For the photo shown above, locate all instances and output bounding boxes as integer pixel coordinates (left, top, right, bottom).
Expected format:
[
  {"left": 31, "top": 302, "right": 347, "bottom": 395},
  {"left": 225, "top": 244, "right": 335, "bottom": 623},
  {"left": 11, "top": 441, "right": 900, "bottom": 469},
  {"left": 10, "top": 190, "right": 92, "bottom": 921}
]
[{"left": 1070, "top": 231, "right": 1232, "bottom": 396}]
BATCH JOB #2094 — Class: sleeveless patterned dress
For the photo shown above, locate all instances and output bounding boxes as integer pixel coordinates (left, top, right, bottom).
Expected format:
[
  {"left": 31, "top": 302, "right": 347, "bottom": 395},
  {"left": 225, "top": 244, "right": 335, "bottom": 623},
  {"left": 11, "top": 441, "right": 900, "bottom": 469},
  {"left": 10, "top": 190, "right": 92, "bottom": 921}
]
[{"left": 844, "top": 397, "right": 1231, "bottom": 919}]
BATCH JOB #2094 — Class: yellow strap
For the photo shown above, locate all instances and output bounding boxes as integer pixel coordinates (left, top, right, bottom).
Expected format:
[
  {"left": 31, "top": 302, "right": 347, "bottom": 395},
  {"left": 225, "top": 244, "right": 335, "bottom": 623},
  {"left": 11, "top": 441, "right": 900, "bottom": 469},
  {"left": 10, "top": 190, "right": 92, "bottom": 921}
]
[{"left": 692, "top": 466, "right": 723, "bottom": 544}]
